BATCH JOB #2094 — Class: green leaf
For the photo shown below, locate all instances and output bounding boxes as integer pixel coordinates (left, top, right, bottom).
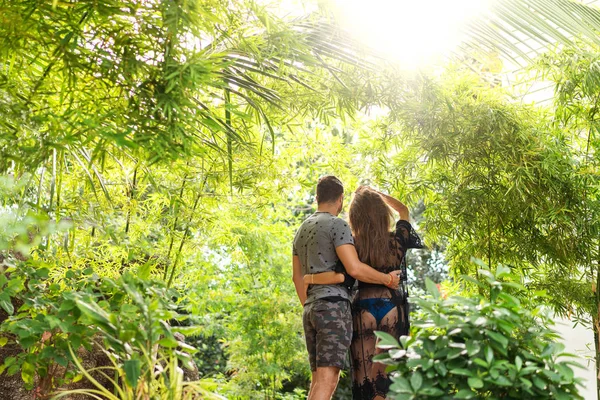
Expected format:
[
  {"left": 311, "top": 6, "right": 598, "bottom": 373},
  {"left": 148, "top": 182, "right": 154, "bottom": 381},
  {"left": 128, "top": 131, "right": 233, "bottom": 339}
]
[
  {"left": 485, "top": 345, "right": 494, "bottom": 364},
  {"left": 171, "top": 326, "right": 204, "bottom": 336},
  {"left": 497, "top": 292, "right": 521, "bottom": 307},
  {"left": 372, "top": 353, "right": 390, "bottom": 362},
  {"left": 473, "top": 358, "right": 488, "bottom": 368},
  {"left": 6, "top": 277, "right": 24, "bottom": 294},
  {"left": 410, "top": 371, "right": 423, "bottom": 391},
  {"left": 466, "top": 340, "right": 480, "bottom": 356},
  {"left": 3, "top": 356, "right": 16, "bottom": 368},
  {"left": 425, "top": 278, "right": 441, "bottom": 299},
  {"left": 21, "top": 361, "right": 35, "bottom": 386},
  {"left": 19, "top": 337, "right": 36, "bottom": 349},
  {"left": 542, "top": 369, "right": 562, "bottom": 383},
  {"left": 468, "top": 377, "right": 484, "bottom": 389},
  {"left": 494, "top": 375, "right": 512, "bottom": 386},
  {"left": 407, "top": 358, "right": 431, "bottom": 369},
  {"left": 434, "top": 362, "right": 448, "bottom": 377},
  {"left": 58, "top": 299, "right": 76, "bottom": 312},
  {"left": 460, "top": 275, "right": 486, "bottom": 288},
  {"left": 0, "top": 293, "right": 14, "bottom": 315},
  {"left": 389, "top": 349, "right": 407, "bottom": 359},
  {"left": 399, "top": 335, "right": 413, "bottom": 349},
  {"left": 496, "top": 320, "right": 514, "bottom": 335},
  {"left": 556, "top": 393, "right": 573, "bottom": 400},
  {"left": 55, "top": 355, "right": 68, "bottom": 368},
  {"left": 36, "top": 268, "right": 50, "bottom": 279},
  {"left": 390, "top": 376, "right": 413, "bottom": 394},
  {"left": 137, "top": 260, "right": 153, "bottom": 280},
  {"left": 532, "top": 376, "right": 546, "bottom": 390},
  {"left": 124, "top": 359, "right": 141, "bottom": 387},
  {"left": 495, "top": 264, "right": 511, "bottom": 278},
  {"left": 375, "top": 331, "right": 400, "bottom": 349},
  {"left": 451, "top": 368, "right": 473, "bottom": 376},
  {"left": 74, "top": 296, "right": 116, "bottom": 332},
  {"left": 515, "top": 355, "right": 522, "bottom": 371},
  {"left": 419, "top": 387, "right": 445, "bottom": 396},
  {"left": 454, "top": 389, "right": 476, "bottom": 399},
  {"left": 45, "top": 315, "right": 62, "bottom": 329},
  {"left": 448, "top": 347, "right": 466, "bottom": 360},
  {"left": 486, "top": 330, "right": 509, "bottom": 349},
  {"left": 158, "top": 337, "right": 179, "bottom": 348},
  {"left": 519, "top": 377, "right": 532, "bottom": 389},
  {"left": 501, "top": 282, "right": 525, "bottom": 291}
]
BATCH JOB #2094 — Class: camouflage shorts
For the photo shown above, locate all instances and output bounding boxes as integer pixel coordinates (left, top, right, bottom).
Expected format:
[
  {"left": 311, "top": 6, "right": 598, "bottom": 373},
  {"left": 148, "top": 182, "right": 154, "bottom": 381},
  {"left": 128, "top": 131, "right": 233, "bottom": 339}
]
[{"left": 302, "top": 299, "right": 352, "bottom": 371}]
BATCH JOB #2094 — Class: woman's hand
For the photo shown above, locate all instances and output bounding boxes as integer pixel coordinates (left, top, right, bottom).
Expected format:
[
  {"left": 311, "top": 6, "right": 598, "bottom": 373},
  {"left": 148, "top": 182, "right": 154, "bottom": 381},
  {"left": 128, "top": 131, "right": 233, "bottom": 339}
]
[{"left": 384, "top": 270, "right": 403, "bottom": 289}]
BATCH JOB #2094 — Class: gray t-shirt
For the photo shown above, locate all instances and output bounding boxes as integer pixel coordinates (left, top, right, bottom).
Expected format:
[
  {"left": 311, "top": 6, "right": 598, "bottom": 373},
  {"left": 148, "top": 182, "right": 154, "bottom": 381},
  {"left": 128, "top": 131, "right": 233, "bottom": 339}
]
[{"left": 293, "top": 212, "right": 354, "bottom": 305}]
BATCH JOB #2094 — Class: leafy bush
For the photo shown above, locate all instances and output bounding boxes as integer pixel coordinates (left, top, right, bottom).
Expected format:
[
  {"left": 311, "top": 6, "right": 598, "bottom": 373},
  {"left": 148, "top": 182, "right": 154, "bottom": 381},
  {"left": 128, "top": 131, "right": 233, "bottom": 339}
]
[
  {"left": 375, "top": 263, "right": 584, "bottom": 400},
  {"left": 0, "top": 253, "right": 223, "bottom": 398},
  {"left": 52, "top": 273, "right": 223, "bottom": 399},
  {"left": 0, "top": 262, "right": 98, "bottom": 392}
]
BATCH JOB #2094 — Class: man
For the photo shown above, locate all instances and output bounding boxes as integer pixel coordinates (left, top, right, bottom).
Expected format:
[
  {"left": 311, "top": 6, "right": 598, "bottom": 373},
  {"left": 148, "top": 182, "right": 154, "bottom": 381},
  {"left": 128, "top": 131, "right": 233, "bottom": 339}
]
[{"left": 292, "top": 176, "right": 401, "bottom": 400}]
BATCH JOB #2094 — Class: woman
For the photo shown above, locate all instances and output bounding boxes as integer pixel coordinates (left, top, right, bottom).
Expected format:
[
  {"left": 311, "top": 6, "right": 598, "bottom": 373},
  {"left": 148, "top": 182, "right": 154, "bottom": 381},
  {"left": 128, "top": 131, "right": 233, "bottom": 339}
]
[{"left": 304, "top": 186, "right": 422, "bottom": 400}]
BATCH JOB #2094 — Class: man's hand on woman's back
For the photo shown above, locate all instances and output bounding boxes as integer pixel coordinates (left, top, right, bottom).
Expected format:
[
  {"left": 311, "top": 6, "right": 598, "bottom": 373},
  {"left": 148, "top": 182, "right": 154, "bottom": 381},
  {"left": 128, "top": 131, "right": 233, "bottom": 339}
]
[{"left": 336, "top": 244, "right": 401, "bottom": 289}]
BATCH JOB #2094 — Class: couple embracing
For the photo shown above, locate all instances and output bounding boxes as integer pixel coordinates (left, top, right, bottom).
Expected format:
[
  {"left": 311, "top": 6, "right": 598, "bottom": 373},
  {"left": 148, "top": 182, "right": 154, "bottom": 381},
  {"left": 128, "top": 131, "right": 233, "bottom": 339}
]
[{"left": 292, "top": 176, "right": 422, "bottom": 400}]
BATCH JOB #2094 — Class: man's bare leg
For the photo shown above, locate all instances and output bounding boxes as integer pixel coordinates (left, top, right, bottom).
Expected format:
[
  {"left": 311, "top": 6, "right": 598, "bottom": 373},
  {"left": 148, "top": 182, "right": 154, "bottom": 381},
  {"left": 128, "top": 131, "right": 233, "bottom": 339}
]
[
  {"left": 307, "top": 371, "right": 317, "bottom": 399},
  {"left": 308, "top": 366, "right": 341, "bottom": 400}
]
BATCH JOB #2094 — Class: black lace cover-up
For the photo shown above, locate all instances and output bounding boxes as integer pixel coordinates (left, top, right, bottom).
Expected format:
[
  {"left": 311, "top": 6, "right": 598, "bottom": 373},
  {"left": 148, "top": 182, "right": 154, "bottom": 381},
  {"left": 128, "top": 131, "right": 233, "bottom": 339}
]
[{"left": 351, "top": 220, "right": 423, "bottom": 400}]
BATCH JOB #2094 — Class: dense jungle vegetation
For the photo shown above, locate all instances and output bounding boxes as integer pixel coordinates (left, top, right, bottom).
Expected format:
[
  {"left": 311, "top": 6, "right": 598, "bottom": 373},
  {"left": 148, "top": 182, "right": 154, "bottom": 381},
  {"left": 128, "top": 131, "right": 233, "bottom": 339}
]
[{"left": 1, "top": 0, "right": 600, "bottom": 399}]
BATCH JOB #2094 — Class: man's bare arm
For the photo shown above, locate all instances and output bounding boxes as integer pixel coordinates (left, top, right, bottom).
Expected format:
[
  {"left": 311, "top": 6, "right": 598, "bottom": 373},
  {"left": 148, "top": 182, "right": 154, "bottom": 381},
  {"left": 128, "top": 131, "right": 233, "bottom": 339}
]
[
  {"left": 335, "top": 245, "right": 400, "bottom": 288},
  {"left": 292, "top": 255, "right": 307, "bottom": 305},
  {"left": 304, "top": 271, "right": 345, "bottom": 285}
]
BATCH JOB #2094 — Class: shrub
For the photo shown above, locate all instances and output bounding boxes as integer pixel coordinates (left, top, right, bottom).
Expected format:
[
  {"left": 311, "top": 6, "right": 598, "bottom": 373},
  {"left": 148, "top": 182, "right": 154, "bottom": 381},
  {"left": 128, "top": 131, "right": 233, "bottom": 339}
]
[
  {"left": 375, "top": 263, "right": 584, "bottom": 400},
  {"left": 0, "top": 260, "right": 98, "bottom": 393},
  {"left": 52, "top": 273, "right": 223, "bottom": 399}
]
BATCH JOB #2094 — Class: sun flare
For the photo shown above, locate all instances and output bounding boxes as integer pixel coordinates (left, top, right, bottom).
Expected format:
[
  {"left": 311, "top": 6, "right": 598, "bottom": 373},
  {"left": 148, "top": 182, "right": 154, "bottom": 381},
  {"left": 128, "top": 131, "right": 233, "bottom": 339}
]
[{"left": 330, "top": 0, "right": 491, "bottom": 68}]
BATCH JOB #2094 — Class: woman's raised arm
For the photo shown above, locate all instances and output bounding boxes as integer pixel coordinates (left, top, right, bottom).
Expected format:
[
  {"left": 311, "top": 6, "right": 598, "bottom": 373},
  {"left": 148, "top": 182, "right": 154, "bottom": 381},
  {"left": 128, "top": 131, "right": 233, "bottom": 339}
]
[{"left": 376, "top": 190, "right": 409, "bottom": 221}]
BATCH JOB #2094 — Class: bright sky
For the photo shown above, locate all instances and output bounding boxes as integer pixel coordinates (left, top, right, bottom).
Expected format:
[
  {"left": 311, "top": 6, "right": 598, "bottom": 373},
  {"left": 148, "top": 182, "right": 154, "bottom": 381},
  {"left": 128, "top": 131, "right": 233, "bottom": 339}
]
[
  {"left": 266, "top": 0, "right": 491, "bottom": 69},
  {"left": 265, "top": 0, "right": 492, "bottom": 69},
  {"left": 329, "top": 0, "right": 491, "bottom": 69}
]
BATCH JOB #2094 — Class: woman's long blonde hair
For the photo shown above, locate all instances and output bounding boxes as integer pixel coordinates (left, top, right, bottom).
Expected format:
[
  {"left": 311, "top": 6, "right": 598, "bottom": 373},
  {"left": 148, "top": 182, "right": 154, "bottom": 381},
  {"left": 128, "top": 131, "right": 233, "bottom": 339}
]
[{"left": 348, "top": 186, "right": 395, "bottom": 268}]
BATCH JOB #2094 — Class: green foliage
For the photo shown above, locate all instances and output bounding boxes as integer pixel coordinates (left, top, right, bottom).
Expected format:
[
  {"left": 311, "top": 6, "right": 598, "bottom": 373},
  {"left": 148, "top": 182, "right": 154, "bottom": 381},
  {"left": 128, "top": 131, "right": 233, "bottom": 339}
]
[
  {"left": 184, "top": 204, "right": 308, "bottom": 397},
  {"left": 0, "top": 261, "right": 97, "bottom": 391},
  {"left": 421, "top": 73, "right": 583, "bottom": 271},
  {"left": 376, "top": 263, "right": 584, "bottom": 400},
  {"left": 51, "top": 274, "right": 221, "bottom": 399},
  {"left": 2, "top": 0, "right": 599, "bottom": 397},
  {"left": 405, "top": 201, "right": 449, "bottom": 291},
  {"left": 0, "top": 116, "right": 365, "bottom": 398},
  {"left": 361, "top": 67, "right": 597, "bottom": 321},
  {"left": 0, "top": 0, "right": 370, "bottom": 170},
  {"left": 0, "top": 0, "right": 380, "bottom": 394},
  {"left": 459, "top": 0, "right": 600, "bottom": 65},
  {"left": 184, "top": 333, "right": 227, "bottom": 378}
]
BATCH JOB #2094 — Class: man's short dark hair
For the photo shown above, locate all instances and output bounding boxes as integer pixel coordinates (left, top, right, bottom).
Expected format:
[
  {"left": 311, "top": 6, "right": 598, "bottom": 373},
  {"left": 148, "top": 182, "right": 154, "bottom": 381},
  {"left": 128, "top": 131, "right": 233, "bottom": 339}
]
[{"left": 316, "top": 175, "right": 344, "bottom": 204}]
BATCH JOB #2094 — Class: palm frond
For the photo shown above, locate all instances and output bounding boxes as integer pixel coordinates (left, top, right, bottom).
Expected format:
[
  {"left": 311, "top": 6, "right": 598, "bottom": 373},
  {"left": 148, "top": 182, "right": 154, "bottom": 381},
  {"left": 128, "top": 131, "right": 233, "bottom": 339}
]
[{"left": 461, "top": 0, "right": 600, "bottom": 65}]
